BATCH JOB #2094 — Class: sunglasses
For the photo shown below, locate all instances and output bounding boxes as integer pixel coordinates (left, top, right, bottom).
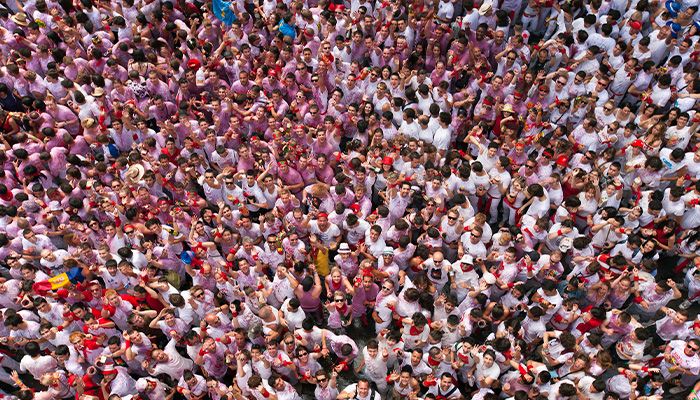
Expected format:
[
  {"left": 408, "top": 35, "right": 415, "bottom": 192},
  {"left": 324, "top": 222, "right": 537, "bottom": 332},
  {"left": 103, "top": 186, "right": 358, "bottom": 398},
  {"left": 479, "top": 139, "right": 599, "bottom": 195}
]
[
  {"left": 317, "top": 377, "right": 327, "bottom": 382},
  {"left": 382, "top": 286, "right": 392, "bottom": 290}
]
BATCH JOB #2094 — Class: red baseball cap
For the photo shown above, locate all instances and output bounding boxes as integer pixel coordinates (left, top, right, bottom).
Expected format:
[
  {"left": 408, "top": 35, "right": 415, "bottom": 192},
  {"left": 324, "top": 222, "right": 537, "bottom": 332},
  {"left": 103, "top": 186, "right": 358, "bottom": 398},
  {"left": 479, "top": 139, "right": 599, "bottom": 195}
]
[
  {"left": 187, "top": 59, "right": 201, "bottom": 70},
  {"left": 630, "top": 139, "right": 645, "bottom": 148}
]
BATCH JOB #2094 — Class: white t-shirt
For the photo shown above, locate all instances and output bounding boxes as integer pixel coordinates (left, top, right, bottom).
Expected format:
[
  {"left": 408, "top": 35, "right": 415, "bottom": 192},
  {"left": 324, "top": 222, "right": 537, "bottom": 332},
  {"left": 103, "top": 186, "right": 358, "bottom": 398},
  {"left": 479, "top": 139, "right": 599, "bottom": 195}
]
[
  {"left": 526, "top": 194, "right": 551, "bottom": 219},
  {"left": 475, "top": 359, "right": 500, "bottom": 388},
  {"left": 577, "top": 376, "right": 604, "bottom": 400},
  {"left": 280, "top": 299, "right": 306, "bottom": 332},
  {"left": 343, "top": 219, "right": 371, "bottom": 246},
  {"left": 309, "top": 221, "right": 341, "bottom": 247},
  {"left": 152, "top": 339, "right": 195, "bottom": 380},
  {"left": 660, "top": 339, "right": 700, "bottom": 379},
  {"left": 433, "top": 126, "right": 452, "bottom": 151},
  {"left": 20, "top": 355, "right": 58, "bottom": 380}
]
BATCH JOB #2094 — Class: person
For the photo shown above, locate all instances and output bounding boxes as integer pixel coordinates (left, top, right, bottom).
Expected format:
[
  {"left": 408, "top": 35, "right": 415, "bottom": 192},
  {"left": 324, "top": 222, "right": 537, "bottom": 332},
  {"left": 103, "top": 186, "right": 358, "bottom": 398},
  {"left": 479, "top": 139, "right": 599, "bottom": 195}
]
[
  {"left": 337, "top": 378, "right": 381, "bottom": 400},
  {"left": 143, "top": 339, "right": 195, "bottom": 382},
  {"left": 2, "top": 0, "right": 700, "bottom": 398},
  {"left": 313, "top": 370, "right": 339, "bottom": 400}
]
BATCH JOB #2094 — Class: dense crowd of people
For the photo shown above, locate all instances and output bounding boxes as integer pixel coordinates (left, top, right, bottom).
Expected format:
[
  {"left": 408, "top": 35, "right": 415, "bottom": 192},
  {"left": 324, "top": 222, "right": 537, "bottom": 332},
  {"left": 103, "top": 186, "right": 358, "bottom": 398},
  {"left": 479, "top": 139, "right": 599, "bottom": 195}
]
[{"left": 1, "top": 0, "right": 700, "bottom": 398}]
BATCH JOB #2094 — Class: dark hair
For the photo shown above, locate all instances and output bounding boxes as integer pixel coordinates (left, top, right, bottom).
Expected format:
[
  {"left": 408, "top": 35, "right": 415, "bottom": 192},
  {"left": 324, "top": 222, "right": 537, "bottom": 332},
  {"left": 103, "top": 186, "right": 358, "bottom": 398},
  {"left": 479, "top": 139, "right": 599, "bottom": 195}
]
[{"left": 25, "top": 341, "right": 41, "bottom": 356}]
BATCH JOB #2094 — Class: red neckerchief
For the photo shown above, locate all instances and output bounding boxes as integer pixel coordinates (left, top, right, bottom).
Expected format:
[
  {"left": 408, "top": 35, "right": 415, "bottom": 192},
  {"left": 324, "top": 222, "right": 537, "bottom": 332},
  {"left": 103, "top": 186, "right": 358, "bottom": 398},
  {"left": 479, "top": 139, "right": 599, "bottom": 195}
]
[
  {"left": 494, "top": 262, "right": 505, "bottom": 278},
  {"left": 457, "top": 352, "right": 470, "bottom": 362},
  {"left": 409, "top": 325, "right": 423, "bottom": 336},
  {"left": 337, "top": 304, "right": 348, "bottom": 315}
]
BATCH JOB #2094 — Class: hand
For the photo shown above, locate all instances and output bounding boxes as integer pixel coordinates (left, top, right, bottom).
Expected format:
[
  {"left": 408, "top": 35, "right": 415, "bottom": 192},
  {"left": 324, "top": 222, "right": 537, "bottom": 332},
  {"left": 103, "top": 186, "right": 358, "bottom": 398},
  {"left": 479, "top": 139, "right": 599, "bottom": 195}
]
[{"left": 389, "top": 370, "right": 400, "bottom": 381}]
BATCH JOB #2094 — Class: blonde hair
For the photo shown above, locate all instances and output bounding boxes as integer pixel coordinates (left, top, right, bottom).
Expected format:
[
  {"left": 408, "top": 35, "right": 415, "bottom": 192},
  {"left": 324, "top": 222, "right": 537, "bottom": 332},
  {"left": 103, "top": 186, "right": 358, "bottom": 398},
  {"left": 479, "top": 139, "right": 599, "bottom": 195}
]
[
  {"left": 499, "top": 232, "right": 512, "bottom": 243},
  {"left": 333, "top": 290, "right": 345, "bottom": 300},
  {"left": 69, "top": 331, "right": 85, "bottom": 344}
]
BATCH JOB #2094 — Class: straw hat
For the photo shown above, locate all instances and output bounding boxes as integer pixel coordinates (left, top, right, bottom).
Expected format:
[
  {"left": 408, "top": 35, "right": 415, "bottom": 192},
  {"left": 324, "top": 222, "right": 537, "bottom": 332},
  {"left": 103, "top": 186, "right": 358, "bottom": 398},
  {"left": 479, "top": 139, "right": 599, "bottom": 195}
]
[
  {"left": 478, "top": 2, "right": 493, "bottom": 15},
  {"left": 11, "top": 13, "right": 29, "bottom": 26},
  {"left": 125, "top": 164, "right": 145, "bottom": 183}
]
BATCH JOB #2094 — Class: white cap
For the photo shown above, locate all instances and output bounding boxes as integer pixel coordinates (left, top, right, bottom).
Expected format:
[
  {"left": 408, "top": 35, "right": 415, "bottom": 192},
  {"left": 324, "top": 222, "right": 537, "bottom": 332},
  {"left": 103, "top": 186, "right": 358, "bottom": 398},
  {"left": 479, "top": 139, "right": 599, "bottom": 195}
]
[
  {"left": 338, "top": 243, "right": 351, "bottom": 253},
  {"left": 135, "top": 378, "right": 150, "bottom": 392},
  {"left": 482, "top": 272, "right": 496, "bottom": 285}
]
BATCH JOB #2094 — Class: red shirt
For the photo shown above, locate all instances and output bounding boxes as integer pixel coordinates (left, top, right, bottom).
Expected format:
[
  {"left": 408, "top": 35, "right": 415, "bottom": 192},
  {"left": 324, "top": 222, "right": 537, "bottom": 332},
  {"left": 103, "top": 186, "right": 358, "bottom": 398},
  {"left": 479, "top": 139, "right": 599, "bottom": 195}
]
[{"left": 76, "top": 375, "right": 103, "bottom": 400}]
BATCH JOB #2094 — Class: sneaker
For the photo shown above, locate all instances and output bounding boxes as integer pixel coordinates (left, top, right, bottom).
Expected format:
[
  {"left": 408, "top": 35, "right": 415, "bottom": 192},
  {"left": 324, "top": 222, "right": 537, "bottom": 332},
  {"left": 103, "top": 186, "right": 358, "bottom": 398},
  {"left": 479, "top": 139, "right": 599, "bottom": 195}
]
[{"left": 679, "top": 300, "right": 692, "bottom": 310}]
